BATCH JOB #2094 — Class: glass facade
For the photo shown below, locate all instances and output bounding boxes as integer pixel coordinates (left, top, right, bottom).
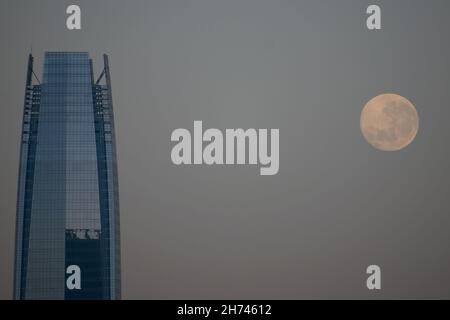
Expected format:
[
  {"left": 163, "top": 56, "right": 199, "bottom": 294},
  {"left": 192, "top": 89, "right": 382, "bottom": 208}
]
[{"left": 14, "top": 52, "right": 121, "bottom": 300}]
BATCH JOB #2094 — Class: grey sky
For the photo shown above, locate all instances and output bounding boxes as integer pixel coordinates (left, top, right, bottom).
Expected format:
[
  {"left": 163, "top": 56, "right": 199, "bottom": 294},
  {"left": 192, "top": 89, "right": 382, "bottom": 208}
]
[{"left": 1, "top": 0, "right": 450, "bottom": 299}]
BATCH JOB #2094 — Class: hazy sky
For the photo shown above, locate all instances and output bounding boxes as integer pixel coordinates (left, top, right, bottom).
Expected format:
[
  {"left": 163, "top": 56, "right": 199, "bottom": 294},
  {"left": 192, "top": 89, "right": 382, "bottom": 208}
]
[{"left": 1, "top": 0, "right": 450, "bottom": 299}]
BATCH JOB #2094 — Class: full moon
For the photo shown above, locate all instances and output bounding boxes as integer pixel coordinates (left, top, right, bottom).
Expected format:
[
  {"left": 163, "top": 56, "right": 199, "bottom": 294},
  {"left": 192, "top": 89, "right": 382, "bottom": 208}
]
[{"left": 360, "top": 93, "right": 419, "bottom": 151}]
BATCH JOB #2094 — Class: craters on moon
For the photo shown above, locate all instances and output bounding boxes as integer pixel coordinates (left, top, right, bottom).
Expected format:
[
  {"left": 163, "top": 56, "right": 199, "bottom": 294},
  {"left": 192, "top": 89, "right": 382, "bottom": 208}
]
[{"left": 360, "top": 93, "right": 419, "bottom": 151}]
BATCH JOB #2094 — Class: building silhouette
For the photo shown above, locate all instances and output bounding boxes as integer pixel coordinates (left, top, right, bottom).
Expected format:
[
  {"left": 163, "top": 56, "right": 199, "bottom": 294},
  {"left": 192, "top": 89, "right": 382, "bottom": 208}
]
[{"left": 14, "top": 52, "right": 121, "bottom": 299}]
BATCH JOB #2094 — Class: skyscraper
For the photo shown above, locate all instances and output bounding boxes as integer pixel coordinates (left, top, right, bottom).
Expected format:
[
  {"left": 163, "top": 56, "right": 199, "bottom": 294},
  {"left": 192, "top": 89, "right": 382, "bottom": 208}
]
[{"left": 13, "top": 52, "right": 121, "bottom": 300}]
